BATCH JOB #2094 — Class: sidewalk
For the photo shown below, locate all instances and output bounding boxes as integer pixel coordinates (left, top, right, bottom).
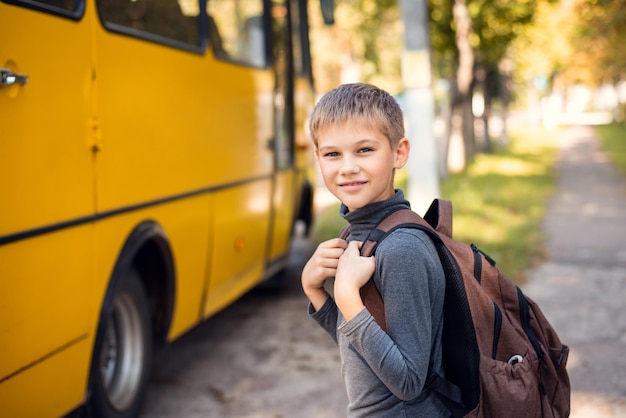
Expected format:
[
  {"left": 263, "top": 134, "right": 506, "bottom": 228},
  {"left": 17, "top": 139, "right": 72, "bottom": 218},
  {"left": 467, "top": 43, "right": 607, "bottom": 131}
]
[{"left": 523, "top": 125, "right": 626, "bottom": 417}]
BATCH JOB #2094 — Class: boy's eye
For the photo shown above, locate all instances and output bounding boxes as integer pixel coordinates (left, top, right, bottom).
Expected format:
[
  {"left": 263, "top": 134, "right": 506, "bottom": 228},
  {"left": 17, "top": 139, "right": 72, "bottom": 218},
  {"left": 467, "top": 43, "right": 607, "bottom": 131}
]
[
  {"left": 323, "top": 151, "right": 340, "bottom": 157},
  {"left": 358, "top": 147, "right": 374, "bottom": 153}
]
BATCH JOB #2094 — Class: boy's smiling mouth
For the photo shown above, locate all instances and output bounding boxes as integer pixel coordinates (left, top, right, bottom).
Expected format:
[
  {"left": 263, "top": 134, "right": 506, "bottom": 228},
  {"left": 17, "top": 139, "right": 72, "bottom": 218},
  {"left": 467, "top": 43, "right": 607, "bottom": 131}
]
[{"left": 339, "top": 180, "right": 368, "bottom": 192}]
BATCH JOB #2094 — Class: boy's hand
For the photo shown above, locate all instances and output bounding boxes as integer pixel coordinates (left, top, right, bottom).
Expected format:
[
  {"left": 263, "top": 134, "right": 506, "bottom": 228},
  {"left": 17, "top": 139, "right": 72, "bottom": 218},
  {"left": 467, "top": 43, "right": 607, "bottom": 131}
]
[
  {"left": 334, "top": 241, "right": 376, "bottom": 321},
  {"left": 301, "top": 238, "right": 348, "bottom": 310}
]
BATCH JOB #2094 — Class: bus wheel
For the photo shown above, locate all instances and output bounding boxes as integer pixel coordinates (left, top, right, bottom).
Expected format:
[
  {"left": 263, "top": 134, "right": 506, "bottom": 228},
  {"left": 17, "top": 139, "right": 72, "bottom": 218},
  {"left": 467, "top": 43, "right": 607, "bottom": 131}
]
[{"left": 87, "top": 269, "right": 152, "bottom": 418}]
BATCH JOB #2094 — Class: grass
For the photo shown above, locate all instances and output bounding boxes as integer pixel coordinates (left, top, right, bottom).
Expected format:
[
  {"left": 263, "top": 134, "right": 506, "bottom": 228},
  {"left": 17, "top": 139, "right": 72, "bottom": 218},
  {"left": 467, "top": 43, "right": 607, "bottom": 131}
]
[
  {"left": 311, "top": 125, "right": 560, "bottom": 283},
  {"left": 439, "top": 126, "right": 558, "bottom": 282},
  {"left": 310, "top": 200, "right": 346, "bottom": 243},
  {"left": 595, "top": 123, "right": 626, "bottom": 177}
]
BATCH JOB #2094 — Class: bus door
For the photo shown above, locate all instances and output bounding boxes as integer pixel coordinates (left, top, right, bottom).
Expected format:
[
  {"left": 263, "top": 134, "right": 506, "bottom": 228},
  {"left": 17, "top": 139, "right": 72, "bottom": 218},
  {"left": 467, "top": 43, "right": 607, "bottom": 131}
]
[
  {"left": 0, "top": 1, "right": 95, "bottom": 414},
  {"left": 265, "top": 0, "right": 299, "bottom": 273}
]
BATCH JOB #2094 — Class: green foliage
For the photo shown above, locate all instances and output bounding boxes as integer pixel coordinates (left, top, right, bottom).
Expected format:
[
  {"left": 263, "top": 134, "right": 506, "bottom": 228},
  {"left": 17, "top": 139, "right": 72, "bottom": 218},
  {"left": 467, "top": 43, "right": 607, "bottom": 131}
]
[
  {"left": 595, "top": 123, "right": 626, "bottom": 177},
  {"left": 569, "top": 0, "right": 626, "bottom": 85},
  {"left": 428, "top": 0, "right": 546, "bottom": 80},
  {"left": 470, "top": 0, "right": 540, "bottom": 65},
  {"left": 428, "top": 0, "right": 457, "bottom": 78},
  {"left": 311, "top": 202, "right": 345, "bottom": 245},
  {"left": 508, "top": 0, "right": 574, "bottom": 89},
  {"left": 308, "top": 0, "right": 403, "bottom": 93},
  {"left": 511, "top": 0, "right": 626, "bottom": 92},
  {"left": 440, "top": 125, "right": 558, "bottom": 281}
]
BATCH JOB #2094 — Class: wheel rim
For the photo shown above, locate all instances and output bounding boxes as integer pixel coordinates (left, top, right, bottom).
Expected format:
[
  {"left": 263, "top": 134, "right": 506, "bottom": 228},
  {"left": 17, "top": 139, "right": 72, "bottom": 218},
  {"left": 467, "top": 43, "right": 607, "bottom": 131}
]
[{"left": 99, "top": 291, "right": 146, "bottom": 411}]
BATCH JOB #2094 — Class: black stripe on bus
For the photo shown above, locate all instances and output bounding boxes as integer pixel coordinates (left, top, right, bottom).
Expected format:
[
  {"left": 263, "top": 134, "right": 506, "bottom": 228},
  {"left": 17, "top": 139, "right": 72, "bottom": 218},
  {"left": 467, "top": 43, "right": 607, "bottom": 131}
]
[
  {"left": 0, "top": 333, "right": 89, "bottom": 384},
  {"left": 0, "top": 174, "right": 273, "bottom": 247}
]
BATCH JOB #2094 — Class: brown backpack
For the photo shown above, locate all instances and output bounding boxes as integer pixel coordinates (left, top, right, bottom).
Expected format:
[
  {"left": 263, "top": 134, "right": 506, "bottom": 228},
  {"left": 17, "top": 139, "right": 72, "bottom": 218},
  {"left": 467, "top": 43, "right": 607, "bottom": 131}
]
[{"left": 341, "top": 199, "right": 571, "bottom": 418}]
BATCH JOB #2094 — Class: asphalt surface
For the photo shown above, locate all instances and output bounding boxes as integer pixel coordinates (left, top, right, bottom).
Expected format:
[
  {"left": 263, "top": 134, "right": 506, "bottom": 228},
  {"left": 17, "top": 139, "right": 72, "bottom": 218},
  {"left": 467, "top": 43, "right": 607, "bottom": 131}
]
[
  {"left": 523, "top": 125, "right": 626, "bottom": 417},
  {"left": 141, "top": 123, "right": 626, "bottom": 417},
  {"left": 141, "top": 234, "right": 349, "bottom": 418}
]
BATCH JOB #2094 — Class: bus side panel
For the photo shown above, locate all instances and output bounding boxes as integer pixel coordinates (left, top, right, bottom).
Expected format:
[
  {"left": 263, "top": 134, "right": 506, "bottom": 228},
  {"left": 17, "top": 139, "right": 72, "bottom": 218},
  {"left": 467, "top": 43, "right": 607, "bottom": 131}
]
[
  {"left": 0, "top": 229, "right": 94, "bottom": 417},
  {"left": 94, "top": 18, "right": 279, "bottom": 332},
  {"left": 0, "top": 331, "right": 91, "bottom": 418},
  {"left": 203, "top": 180, "right": 272, "bottom": 318},
  {"left": 0, "top": 4, "right": 94, "bottom": 234},
  {"left": 94, "top": 195, "right": 212, "bottom": 342},
  {"left": 0, "top": 3, "right": 96, "bottom": 415},
  {"left": 93, "top": 28, "right": 274, "bottom": 211}
]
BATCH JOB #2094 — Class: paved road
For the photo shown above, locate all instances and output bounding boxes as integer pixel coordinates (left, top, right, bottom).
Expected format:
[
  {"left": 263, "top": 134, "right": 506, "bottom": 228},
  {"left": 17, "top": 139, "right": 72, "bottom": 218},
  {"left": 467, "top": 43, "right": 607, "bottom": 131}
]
[
  {"left": 141, "top": 235, "right": 348, "bottom": 418},
  {"left": 523, "top": 125, "right": 626, "bottom": 417},
  {"left": 141, "top": 124, "right": 626, "bottom": 417}
]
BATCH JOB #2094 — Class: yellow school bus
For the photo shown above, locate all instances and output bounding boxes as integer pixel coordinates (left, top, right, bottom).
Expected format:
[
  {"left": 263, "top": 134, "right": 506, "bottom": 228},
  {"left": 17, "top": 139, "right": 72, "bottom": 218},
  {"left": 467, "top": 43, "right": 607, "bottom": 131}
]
[{"left": 0, "top": 0, "right": 332, "bottom": 416}]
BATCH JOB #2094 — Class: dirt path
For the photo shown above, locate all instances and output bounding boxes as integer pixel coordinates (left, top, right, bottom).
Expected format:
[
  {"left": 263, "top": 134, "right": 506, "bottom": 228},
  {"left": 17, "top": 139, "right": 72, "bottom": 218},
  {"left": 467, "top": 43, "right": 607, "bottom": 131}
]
[{"left": 523, "top": 125, "right": 626, "bottom": 417}]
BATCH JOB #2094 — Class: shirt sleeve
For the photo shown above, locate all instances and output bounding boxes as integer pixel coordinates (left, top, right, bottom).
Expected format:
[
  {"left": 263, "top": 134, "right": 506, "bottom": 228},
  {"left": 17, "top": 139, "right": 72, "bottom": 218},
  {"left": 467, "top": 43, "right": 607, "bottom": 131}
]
[
  {"left": 308, "top": 292, "right": 340, "bottom": 344},
  {"left": 338, "top": 229, "right": 444, "bottom": 401}
]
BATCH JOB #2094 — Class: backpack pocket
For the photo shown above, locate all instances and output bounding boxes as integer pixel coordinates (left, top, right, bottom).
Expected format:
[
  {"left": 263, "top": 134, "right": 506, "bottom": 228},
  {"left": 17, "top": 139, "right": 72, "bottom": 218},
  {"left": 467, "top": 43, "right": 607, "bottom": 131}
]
[
  {"left": 526, "top": 296, "right": 571, "bottom": 417},
  {"left": 467, "top": 352, "right": 542, "bottom": 418},
  {"left": 541, "top": 344, "right": 570, "bottom": 418}
]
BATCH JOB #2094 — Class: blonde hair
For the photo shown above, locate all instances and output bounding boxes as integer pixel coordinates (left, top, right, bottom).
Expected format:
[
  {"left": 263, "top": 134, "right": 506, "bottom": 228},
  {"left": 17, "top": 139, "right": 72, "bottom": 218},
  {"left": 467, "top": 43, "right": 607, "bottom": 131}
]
[{"left": 309, "top": 83, "right": 405, "bottom": 148}]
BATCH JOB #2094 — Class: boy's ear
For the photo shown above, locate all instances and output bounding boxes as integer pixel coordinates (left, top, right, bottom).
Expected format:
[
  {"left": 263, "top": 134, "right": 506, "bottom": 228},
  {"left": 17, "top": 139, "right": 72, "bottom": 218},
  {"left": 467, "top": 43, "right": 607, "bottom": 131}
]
[{"left": 394, "top": 137, "right": 410, "bottom": 169}]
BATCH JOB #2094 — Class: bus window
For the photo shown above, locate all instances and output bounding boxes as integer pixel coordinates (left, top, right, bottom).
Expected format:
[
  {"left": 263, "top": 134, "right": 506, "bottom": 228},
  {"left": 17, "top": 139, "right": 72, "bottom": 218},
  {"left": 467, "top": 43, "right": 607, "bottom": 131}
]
[
  {"left": 98, "top": 0, "right": 202, "bottom": 48},
  {"left": 207, "top": 0, "right": 267, "bottom": 67},
  {"left": 1, "top": 0, "right": 83, "bottom": 17}
]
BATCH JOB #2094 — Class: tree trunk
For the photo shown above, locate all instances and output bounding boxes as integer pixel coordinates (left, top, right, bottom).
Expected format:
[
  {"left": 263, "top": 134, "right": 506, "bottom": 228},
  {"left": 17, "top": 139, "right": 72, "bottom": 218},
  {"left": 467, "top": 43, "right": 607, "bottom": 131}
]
[
  {"left": 498, "top": 58, "right": 514, "bottom": 145},
  {"left": 438, "top": 90, "right": 452, "bottom": 179},
  {"left": 446, "top": 82, "right": 473, "bottom": 173},
  {"left": 446, "top": 0, "right": 475, "bottom": 172},
  {"left": 475, "top": 64, "right": 493, "bottom": 153}
]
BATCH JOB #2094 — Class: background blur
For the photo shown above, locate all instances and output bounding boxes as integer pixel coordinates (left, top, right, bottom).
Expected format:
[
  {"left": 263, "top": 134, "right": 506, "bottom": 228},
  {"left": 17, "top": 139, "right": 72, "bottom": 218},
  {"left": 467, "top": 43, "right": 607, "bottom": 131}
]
[{"left": 307, "top": 0, "right": 625, "bottom": 181}]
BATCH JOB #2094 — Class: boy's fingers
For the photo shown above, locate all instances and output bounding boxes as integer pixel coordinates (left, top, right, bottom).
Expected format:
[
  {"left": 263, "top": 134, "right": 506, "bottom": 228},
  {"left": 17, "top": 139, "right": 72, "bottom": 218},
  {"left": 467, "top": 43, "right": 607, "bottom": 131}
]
[
  {"left": 345, "top": 240, "right": 364, "bottom": 256},
  {"left": 350, "top": 240, "right": 363, "bottom": 250},
  {"left": 337, "top": 238, "right": 349, "bottom": 249},
  {"left": 323, "top": 238, "right": 348, "bottom": 249}
]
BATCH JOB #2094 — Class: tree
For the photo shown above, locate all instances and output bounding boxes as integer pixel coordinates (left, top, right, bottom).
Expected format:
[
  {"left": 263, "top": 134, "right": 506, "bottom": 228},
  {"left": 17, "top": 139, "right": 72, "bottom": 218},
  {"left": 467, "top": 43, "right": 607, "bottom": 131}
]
[
  {"left": 308, "top": 0, "right": 403, "bottom": 93},
  {"left": 569, "top": 0, "right": 626, "bottom": 86},
  {"left": 428, "top": 0, "right": 548, "bottom": 172}
]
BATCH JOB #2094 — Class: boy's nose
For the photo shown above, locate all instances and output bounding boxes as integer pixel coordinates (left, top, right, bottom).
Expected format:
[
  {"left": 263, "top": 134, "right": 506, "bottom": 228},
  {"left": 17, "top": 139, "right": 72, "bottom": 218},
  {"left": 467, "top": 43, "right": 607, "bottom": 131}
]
[{"left": 339, "top": 157, "right": 359, "bottom": 175}]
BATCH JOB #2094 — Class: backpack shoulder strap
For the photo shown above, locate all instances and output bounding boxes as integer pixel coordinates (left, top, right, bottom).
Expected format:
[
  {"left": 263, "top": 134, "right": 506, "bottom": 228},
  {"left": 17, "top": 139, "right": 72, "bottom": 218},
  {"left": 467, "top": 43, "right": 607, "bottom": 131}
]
[
  {"left": 337, "top": 204, "right": 449, "bottom": 332},
  {"left": 338, "top": 224, "right": 350, "bottom": 240},
  {"left": 338, "top": 222, "right": 389, "bottom": 331},
  {"left": 356, "top": 208, "right": 439, "bottom": 332},
  {"left": 360, "top": 208, "right": 436, "bottom": 257}
]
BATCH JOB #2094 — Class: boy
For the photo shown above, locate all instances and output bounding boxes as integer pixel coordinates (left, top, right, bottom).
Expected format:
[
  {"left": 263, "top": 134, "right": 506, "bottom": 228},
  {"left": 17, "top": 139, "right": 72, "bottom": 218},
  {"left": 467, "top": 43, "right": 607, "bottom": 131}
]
[{"left": 301, "top": 83, "right": 449, "bottom": 417}]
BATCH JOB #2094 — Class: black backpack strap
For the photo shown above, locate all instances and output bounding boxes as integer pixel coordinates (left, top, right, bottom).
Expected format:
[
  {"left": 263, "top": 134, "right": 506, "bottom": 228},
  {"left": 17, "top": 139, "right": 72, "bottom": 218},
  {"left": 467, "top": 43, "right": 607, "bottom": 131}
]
[{"left": 425, "top": 371, "right": 468, "bottom": 417}]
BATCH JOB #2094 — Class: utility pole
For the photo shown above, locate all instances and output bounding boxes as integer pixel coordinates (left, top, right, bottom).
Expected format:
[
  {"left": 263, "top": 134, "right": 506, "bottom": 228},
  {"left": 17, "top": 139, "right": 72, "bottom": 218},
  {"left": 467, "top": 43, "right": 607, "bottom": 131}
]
[{"left": 399, "top": 0, "right": 439, "bottom": 214}]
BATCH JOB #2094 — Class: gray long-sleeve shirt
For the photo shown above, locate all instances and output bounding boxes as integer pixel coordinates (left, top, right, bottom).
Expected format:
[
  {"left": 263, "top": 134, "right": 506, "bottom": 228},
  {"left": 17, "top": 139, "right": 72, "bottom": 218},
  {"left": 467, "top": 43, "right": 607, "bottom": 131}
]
[{"left": 309, "top": 191, "right": 449, "bottom": 417}]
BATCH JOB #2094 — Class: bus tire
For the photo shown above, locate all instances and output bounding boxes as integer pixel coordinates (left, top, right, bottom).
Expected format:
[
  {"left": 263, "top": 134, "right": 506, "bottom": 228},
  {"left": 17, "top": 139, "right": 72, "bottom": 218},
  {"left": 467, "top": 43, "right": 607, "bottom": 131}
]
[{"left": 86, "top": 269, "right": 152, "bottom": 418}]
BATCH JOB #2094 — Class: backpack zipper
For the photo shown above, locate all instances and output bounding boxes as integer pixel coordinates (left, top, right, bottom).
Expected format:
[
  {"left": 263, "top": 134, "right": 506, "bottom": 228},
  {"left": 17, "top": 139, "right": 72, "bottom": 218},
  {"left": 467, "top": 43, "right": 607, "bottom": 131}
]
[{"left": 471, "top": 243, "right": 496, "bottom": 266}]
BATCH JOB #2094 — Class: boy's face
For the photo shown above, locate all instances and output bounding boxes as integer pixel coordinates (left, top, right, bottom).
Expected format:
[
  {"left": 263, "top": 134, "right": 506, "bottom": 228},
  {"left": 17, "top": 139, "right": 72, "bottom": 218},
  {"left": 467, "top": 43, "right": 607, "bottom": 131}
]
[{"left": 315, "top": 120, "right": 409, "bottom": 212}]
